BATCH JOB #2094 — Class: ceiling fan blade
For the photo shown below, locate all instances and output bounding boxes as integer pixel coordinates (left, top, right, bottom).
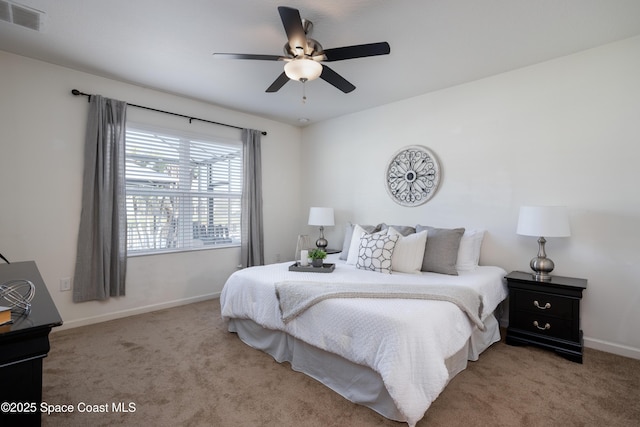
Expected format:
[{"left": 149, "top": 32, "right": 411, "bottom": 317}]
[
  {"left": 213, "top": 53, "right": 285, "bottom": 61},
  {"left": 322, "top": 42, "right": 390, "bottom": 62},
  {"left": 278, "top": 6, "right": 307, "bottom": 53},
  {"left": 320, "top": 65, "right": 355, "bottom": 93},
  {"left": 266, "top": 72, "right": 290, "bottom": 93}
]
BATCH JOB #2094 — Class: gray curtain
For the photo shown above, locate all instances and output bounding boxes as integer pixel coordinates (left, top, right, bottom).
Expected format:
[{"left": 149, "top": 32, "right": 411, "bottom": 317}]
[
  {"left": 73, "top": 95, "right": 128, "bottom": 302},
  {"left": 240, "top": 129, "right": 264, "bottom": 267}
]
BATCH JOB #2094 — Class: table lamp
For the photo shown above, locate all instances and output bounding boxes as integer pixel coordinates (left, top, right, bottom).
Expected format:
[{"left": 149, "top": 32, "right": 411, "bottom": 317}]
[
  {"left": 517, "top": 206, "right": 571, "bottom": 281},
  {"left": 308, "top": 207, "right": 334, "bottom": 251}
]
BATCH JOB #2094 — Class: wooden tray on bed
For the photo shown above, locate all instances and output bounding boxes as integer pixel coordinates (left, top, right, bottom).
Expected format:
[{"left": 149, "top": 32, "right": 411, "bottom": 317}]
[{"left": 288, "top": 262, "right": 335, "bottom": 273}]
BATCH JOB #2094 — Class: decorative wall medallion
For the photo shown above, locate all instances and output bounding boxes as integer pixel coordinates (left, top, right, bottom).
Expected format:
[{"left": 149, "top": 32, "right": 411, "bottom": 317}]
[{"left": 385, "top": 145, "right": 441, "bottom": 206}]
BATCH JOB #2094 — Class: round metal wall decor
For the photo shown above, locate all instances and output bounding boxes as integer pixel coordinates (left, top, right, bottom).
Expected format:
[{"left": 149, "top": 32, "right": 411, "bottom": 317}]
[{"left": 385, "top": 145, "right": 441, "bottom": 206}]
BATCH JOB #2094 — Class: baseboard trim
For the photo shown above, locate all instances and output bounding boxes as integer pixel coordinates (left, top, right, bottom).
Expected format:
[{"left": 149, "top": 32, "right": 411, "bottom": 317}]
[
  {"left": 52, "top": 293, "right": 221, "bottom": 332},
  {"left": 583, "top": 337, "right": 640, "bottom": 360}
]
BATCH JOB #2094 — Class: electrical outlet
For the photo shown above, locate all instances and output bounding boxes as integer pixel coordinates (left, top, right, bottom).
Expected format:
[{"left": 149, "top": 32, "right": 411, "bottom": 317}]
[
  {"left": 275, "top": 253, "right": 281, "bottom": 263},
  {"left": 60, "top": 277, "right": 71, "bottom": 291}
]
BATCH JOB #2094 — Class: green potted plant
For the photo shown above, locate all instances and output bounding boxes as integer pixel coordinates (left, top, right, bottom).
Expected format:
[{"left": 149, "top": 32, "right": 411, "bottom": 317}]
[{"left": 308, "top": 248, "right": 327, "bottom": 267}]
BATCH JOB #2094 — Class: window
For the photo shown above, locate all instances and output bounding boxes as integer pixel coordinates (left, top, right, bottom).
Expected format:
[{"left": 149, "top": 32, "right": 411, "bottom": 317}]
[{"left": 125, "top": 125, "right": 242, "bottom": 254}]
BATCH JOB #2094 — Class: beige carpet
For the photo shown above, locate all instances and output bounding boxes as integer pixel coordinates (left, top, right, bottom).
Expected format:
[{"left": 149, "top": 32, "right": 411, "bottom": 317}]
[{"left": 38, "top": 299, "right": 639, "bottom": 427}]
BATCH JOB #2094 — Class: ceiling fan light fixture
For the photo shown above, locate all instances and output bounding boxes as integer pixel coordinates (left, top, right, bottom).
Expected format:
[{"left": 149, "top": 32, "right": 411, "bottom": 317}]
[{"left": 284, "top": 58, "right": 322, "bottom": 82}]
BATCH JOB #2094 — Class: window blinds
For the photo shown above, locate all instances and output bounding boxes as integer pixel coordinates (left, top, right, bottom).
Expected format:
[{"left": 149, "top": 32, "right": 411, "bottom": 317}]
[{"left": 125, "top": 127, "right": 242, "bottom": 254}]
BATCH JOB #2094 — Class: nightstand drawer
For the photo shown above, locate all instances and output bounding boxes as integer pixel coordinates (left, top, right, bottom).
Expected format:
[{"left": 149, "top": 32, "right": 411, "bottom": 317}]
[
  {"left": 512, "top": 311, "right": 577, "bottom": 342},
  {"left": 512, "top": 289, "right": 575, "bottom": 319}
]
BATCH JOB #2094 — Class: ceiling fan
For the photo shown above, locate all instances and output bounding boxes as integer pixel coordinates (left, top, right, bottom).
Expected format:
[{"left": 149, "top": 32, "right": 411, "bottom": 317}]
[{"left": 213, "top": 6, "right": 390, "bottom": 94}]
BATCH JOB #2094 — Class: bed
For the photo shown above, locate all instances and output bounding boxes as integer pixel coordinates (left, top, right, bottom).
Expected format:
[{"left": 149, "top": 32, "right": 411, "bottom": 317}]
[{"left": 220, "top": 225, "right": 508, "bottom": 426}]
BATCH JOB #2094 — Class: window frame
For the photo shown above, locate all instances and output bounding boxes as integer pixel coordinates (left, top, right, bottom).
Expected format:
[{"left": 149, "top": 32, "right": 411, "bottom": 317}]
[{"left": 124, "top": 122, "right": 243, "bottom": 257}]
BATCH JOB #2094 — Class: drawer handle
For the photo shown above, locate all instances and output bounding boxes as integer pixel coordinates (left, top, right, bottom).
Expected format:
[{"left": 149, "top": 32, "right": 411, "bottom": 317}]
[
  {"left": 533, "top": 320, "right": 551, "bottom": 330},
  {"left": 533, "top": 300, "right": 551, "bottom": 310}
]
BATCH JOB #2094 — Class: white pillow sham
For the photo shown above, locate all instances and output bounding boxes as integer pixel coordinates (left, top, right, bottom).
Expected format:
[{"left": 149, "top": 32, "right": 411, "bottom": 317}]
[
  {"left": 387, "top": 227, "right": 427, "bottom": 274},
  {"left": 346, "top": 224, "right": 368, "bottom": 265},
  {"left": 456, "top": 229, "right": 485, "bottom": 271}
]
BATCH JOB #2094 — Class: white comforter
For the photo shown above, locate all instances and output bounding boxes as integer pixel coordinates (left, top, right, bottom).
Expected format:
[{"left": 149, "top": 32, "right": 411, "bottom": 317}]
[{"left": 220, "top": 256, "right": 507, "bottom": 426}]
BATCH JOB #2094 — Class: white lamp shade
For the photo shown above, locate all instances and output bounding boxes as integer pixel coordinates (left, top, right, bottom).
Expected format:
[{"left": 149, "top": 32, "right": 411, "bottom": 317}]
[
  {"left": 284, "top": 59, "right": 322, "bottom": 82},
  {"left": 517, "top": 206, "right": 571, "bottom": 237},
  {"left": 308, "top": 207, "right": 335, "bottom": 226}
]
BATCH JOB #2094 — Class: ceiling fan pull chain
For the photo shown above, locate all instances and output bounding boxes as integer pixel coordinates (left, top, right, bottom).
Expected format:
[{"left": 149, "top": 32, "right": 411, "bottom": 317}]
[{"left": 302, "top": 78, "right": 308, "bottom": 103}]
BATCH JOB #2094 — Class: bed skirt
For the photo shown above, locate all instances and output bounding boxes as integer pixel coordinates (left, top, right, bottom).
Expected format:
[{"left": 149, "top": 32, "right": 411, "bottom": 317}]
[{"left": 227, "top": 313, "right": 501, "bottom": 423}]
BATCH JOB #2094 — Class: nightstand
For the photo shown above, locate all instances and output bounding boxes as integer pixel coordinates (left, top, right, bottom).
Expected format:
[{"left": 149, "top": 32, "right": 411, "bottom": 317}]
[
  {"left": 505, "top": 271, "right": 587, "bottom": 363},
  {"left": 324, "top": 248, "right": 341, "bottom": 255}
]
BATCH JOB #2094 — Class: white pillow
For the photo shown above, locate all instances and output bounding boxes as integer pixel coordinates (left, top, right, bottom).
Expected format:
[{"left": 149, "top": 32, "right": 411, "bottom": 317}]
[
  {"left": 340, "top": 223, "right": 381, "bottom": 260},
  {"left": 387, "top": 227, "right": 428, "bottom": 274},
  {"left": 346, "top": 224, "right": 368, "bottom": 265},
  {"left": 456, "top": 229, "right": 485, "bottom": 271}
]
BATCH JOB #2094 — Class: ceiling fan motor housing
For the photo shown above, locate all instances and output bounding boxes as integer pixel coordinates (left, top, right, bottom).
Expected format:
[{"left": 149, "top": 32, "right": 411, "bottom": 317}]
[{"left": 284, "top": 38, "right": 323, "bottom": 58}]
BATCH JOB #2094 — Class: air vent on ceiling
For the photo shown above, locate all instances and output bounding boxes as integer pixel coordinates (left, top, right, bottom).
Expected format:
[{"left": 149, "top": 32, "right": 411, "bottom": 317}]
[{"left": 0, "top": 0, "right": 46, "bottom": 32}]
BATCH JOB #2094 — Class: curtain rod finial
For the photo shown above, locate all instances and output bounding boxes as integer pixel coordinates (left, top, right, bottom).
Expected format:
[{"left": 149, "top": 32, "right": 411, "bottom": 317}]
[{"left": 71, "top": 89, "right": 91, "bottom": 102}]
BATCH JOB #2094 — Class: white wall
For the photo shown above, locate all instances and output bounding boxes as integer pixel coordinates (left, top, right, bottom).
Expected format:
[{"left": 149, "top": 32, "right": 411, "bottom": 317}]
[
  {"left": 0, "top": 51, "right": 303, "bottom": 329},
  {"left": 301, "top": 36, "right": 640, "bottom": 359},
  {"left": 2, "top": 35, "right": 638, "bottom": 359}
]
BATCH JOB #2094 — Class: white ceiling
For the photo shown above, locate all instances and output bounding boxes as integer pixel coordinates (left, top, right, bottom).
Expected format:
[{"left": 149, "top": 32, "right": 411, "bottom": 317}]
[{"left": 2, "top": 0, "right": 640, "bottom": 127}]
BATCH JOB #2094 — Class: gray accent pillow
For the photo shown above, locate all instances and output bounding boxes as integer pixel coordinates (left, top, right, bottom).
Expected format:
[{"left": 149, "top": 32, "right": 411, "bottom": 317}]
[
  {"left": 339, "top": 223, "right": 382, "bottom": 260},
  {"left": 380, "top": 223, "right": 416, "bottom": 236},
  {"left": 415, "top": 225, "right": 465, "bottom": 275}
]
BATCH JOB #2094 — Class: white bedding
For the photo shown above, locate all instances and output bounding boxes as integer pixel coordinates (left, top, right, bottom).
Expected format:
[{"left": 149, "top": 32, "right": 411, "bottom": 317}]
[{"left": 220, "top": 255, "right": 507, "bottom": 426}]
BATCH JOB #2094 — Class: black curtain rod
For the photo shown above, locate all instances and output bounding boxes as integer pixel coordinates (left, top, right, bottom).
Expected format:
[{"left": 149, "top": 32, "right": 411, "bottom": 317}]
[{"left": 71, "top": 89, "right": 267, "bottom": 136}]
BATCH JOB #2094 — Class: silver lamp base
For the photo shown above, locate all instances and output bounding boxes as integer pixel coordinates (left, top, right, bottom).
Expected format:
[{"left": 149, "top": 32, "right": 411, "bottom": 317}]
[
  {"left": 315, "top": 226, "right": 328, "bottom": 251},
  {"left": 530, "top": 236, "right": 554, "bottom": 281}
]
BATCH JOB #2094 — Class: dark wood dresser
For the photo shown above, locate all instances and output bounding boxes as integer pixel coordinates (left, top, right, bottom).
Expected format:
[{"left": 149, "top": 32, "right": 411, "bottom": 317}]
[
  {"left": 505, "top": 270, "right": 587, "bottom": 363},
  {"left": 0, "top": 261, "right": 63, "bottom": 426}
]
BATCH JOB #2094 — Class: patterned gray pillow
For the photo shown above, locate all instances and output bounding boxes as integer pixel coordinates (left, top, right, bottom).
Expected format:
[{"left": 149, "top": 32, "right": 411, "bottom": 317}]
[{"left": 356, "top": 232, "right": 399, "bottom": 274}]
